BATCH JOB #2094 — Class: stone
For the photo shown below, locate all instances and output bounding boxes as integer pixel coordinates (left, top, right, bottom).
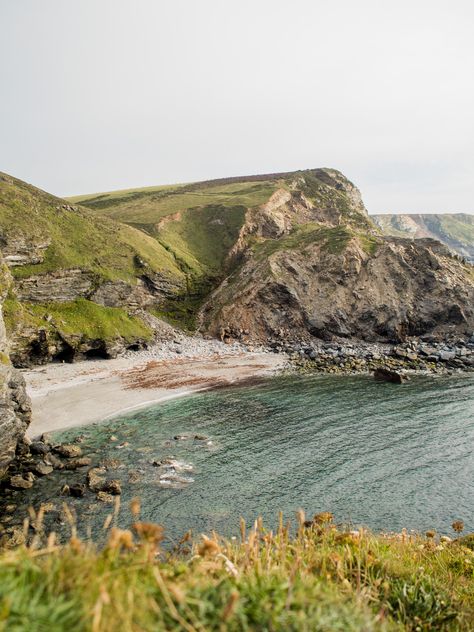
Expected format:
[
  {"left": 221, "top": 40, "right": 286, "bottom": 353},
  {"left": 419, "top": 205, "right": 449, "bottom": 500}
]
[
  {"left": 373, "top": 368, "right": 409, "bottom": 384},
  {"left": 32, "top": 461, "right": 53, "bottom": 476},
  {"left": 101, "top": 479, "right": 122, "bottom": 495},
  {"left": 439, "top": 350, "right": 456, "bottom": 361},
  {"left": 97, "top": 491, "right": 114, "bottom": 503},
  {"left": 9, "top": 475, "right": 33, "bottom": 489},
  {"left": 53, "top": 444, "right": 82, "bottom": 458},
  {"left": 30, "top": 441, "right": 50, "bottom": 455},
  {"left": 63, "top": 457, "right": 92, "bottom": 470},
  {"left": 87, "top": 466, "right": 107, "bottom": 491},
  {"left": 45, "top": 453, "right": 64, "bottom": 469},
  {"left": 0, "top": 526, "right": 26, "bottom": 548}
]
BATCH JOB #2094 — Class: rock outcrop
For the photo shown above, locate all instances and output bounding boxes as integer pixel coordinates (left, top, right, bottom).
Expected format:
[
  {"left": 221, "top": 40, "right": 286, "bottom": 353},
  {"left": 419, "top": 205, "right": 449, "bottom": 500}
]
[
  {"left": 199, "top": 174, "right": 474, "bottom": 344},
  {"left": 0, "top": 258, "right": 31, "bottom": 479}
]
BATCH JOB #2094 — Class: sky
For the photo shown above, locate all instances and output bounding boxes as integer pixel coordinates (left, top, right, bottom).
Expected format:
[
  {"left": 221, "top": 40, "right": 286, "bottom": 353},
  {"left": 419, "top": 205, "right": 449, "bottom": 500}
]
[{"left": 1, "top": 0, "right": 473, "bottom": 214}]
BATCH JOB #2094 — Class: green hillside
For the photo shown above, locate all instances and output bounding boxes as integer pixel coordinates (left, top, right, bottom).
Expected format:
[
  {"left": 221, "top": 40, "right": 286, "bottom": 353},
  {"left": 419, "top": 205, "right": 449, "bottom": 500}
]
[
  {"left": 73, "top": 169, "right": 374, "bottom": 276},
  {"left": 0, "top": 172, "right": 188, "bottom": 363},
  {"left": 0, "top": 172, "right": 184, "bottom": 283}
]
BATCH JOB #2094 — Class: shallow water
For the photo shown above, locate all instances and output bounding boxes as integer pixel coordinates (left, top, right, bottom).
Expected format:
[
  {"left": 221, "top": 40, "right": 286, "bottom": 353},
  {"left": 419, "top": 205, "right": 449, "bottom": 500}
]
[{"left": 11, "top": 373, "right": 474, "bottom": 540}]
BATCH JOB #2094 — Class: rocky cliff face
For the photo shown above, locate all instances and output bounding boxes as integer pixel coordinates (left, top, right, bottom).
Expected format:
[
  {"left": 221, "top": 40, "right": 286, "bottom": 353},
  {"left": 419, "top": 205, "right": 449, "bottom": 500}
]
[
  {"left": 0, "top": 259, "right": 31, "bottom": 479},
  {"left": 199, "top": 175, "right": 474, "bottom": 344},
  {"left": 372, "top": 213, "right": 474, "bottom": 263}
]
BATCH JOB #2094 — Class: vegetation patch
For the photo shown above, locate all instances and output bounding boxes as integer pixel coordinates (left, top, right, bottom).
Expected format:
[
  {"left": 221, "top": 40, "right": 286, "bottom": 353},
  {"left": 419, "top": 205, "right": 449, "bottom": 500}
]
[
  {"left": 0, "top": 174, "right": 184, "bottom": 284},
  {"left": 6, "top": 298, "right": 152, "bottom": 343},
  {"left": 251, "top": 224, "right": 353, "bottom": 259}
]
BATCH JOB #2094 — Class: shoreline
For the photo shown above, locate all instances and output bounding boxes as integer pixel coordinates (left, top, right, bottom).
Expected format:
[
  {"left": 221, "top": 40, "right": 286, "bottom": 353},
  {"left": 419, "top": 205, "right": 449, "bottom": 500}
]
[
  {"left": 23, "top": 334, "right": 474, "bottom": 437},
  {"left": 25, "top": 351, "right": 287, "bottom": 437}
]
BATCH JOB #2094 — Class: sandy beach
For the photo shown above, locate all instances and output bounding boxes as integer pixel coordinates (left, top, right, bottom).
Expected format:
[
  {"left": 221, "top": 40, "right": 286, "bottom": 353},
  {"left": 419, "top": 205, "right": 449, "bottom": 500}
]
[{"left": 24, "top": 350, "right": 286, "bottom": 437}]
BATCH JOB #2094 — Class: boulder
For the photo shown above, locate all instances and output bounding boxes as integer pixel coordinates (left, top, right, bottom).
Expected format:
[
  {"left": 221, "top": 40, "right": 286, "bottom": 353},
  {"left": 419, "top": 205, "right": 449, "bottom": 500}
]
[
  {"left": 53, "top": 444, "right": 82, "bottom": 458},
  {"left": 374, "top": 368, "right": 409, "bottom": 384},
  {"left": 9, "top": 474, "right": 33, "bottom": 489},
  {"left": 63, "top": 457, "right": 92, "bottom": 470}
]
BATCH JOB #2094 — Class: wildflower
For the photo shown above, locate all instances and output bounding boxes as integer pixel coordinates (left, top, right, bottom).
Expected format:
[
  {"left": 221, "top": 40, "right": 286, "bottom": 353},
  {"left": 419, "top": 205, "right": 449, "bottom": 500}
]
[
  {"left": 130, "top": 498, "right": 140, "bottom": 518},
  {"left": 133, "top": 522, "right": 164, "bottom": 548},
  {"left": 440, "top": 536, "right": 452, "bottom": 543},
  {"left": 313, "top": 512, "right": 334, "bottom": 525},
  {"left": 107, "top": 527, "right": 134, "bottom": 551},
  {"left": 452, "top": 520, "right": 464, "bottom": 534},
  {"left": 425, "top": 530, "right": 436, "bottom": 539},
  {"left": 198, "top": 535, "right": 221, "bottom": 557}
]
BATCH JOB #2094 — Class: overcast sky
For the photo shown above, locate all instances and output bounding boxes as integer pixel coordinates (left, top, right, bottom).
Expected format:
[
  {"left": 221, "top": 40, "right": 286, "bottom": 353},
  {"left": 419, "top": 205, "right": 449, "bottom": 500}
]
[{"left": 1, "top": 0, "right": 473, "bottom": 213}]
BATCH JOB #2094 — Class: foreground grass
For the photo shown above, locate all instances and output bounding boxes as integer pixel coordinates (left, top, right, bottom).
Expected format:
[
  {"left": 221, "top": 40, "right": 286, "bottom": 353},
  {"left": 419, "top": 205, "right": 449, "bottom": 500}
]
[{"left": 0, "top": 509, "right": 473, "bottom": 632}]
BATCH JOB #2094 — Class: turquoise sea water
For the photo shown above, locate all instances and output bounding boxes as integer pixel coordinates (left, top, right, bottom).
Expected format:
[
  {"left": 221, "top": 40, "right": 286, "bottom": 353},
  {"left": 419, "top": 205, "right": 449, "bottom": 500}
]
[{"left": 13, "top": 373, "right": 474, "bottom": 541}]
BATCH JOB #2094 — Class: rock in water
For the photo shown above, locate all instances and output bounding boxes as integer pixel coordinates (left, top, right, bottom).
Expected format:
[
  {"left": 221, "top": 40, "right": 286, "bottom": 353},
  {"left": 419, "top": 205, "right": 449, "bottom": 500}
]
[
  {"left": 9, "top": 474, "right": 33, "bottom": 489},
  {"left": 69, "top": 483, "right": 87, "bottom": 497},
  {"left": 53, "top": 444, "right": 83, "bottom": 458},
  {"left": 373, "top": 368, "right": 409, "bottom": 384}
]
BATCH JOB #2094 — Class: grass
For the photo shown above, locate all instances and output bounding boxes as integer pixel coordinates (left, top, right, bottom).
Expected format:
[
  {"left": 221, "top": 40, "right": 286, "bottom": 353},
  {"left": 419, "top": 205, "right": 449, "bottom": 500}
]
[
  {"left": 156, "top": 205, "right": 247, "bottom": 278},
  {"left": 78, "top": 181, "right": 280, "bottom": 224},
  {"left": 251, "top": 224, "right": 355, "bottom": 259},
  {"left": 0, "top": 508, "right": 473, "bottom": 631},
  {"left": 0, "top": 173, "right": 184, "bottom": 285},
  {"left": 4, "top": 298, "right": 153, "bottom": 343}
]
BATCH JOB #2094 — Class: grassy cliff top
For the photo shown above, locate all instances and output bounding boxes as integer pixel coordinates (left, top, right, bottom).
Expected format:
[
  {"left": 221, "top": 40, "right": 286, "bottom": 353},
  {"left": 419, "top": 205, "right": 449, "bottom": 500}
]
[
  {"left": 1, "top": 511, "right": 473, "bottom": 631},
  {"left": 67, "top": 168, "right": 374, "bottom": 285},
  {"left": 67, "top": 168, "right": 369, "bottom": 224}
]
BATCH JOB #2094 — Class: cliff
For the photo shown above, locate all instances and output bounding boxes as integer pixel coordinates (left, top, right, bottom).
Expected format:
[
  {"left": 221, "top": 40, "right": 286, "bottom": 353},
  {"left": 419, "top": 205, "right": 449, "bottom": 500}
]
[
  {"left": 372, "top": 213, "right": 474, "bottom": 263},
  {"left": 0, "top": 256, "right": 31, "bottom": 479},
  {"left": 3, "top": 168, "right": 474, "bottom": 368}
]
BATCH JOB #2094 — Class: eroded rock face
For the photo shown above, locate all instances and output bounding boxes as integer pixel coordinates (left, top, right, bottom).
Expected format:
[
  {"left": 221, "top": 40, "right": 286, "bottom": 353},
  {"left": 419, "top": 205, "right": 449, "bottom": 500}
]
[
  {"left": 16, "top": 269, "right": 93, "bottom": 303},
  {"left": 0, "top": 259, "right": 31, "bottom": 479},
  {"left": 200, "top": 220, "right": 474, "bottom": 344}
]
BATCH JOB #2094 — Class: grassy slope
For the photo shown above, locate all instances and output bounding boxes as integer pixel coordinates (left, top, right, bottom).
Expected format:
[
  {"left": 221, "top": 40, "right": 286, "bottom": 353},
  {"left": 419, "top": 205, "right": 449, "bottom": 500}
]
[
  {"left": 72, "top": 177, "right": 289, "bottom": 327},
  {"left": 1, "top": 513, "right": 473, "bottom": 631},
  {"left": 0, "top": 173, "right": 184, "bottom": 284},
  {"left": 0, "top": 173, "right": 187, "bottom": 347}
]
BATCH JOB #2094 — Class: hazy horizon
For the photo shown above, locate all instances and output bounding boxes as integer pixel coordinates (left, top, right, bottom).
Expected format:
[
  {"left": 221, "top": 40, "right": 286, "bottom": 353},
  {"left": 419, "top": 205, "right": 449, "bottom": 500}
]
[{"left": 1, "top": 0, "right": 473, "bottom": 214}]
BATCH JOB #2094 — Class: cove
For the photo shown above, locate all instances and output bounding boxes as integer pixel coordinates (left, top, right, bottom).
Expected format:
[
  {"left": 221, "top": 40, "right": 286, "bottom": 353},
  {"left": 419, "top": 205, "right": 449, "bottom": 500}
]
[{"left": 11, "top": 373, "right": 474, "bottom": 540}]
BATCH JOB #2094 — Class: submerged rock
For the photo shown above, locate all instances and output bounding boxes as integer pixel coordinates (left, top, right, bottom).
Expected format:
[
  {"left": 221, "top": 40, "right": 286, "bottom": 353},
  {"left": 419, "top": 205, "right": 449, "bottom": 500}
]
[
  {"left": 96, "top": 491, "right": 114, "bottom": 503},
  {"left": 69, "top": 483, "right": 87, "bottom": 498},
  {"left": 374, "top": 368, "right": 409, "bottom": 384},
  {"left": 63, "top": 457, "right": 92, "bottom": 470}
]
